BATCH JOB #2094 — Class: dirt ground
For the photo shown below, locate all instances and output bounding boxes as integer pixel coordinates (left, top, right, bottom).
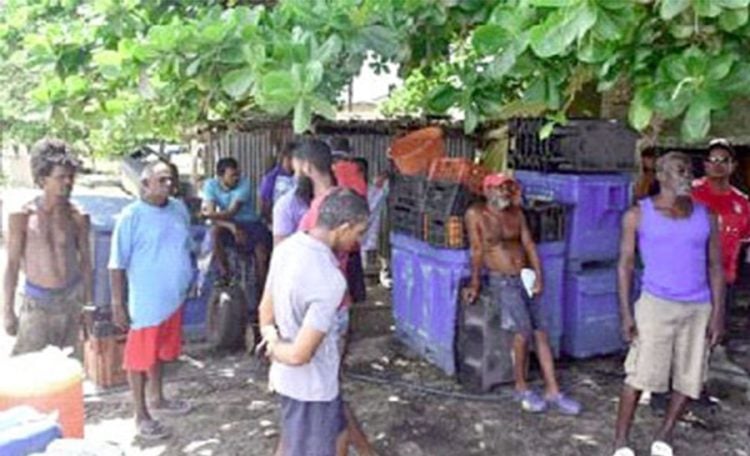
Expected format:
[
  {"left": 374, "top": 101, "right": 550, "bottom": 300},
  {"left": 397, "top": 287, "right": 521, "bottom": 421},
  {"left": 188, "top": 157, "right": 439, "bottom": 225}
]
[{"left": 80, "top": 286, "right": 750, "bottom": 456}]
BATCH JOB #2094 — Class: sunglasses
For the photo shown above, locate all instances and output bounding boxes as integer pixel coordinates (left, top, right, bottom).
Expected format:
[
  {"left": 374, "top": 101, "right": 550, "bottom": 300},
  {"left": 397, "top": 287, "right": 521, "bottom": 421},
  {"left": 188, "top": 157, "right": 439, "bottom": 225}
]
[{"left": 705, "top": 156, "right": 732, "bottom": 165}]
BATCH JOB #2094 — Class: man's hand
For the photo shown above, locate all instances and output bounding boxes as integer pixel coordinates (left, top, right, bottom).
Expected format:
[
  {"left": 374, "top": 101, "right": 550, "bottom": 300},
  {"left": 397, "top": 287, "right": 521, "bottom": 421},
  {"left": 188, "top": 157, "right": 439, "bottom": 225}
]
[
  {"left": 3, "top": 308, "right": 18, "bottom": 336},
  {"left": 112, "top": 303, "right": 129, "bottom": 331},
  {"left": 621, "top": 315, "right": 637, "bottom": 344},
  {"left": 707, "top": 313, "right": 725, "bottom": 348},
  {"left": 462, "top": 283, "right": 480, "bottom": 305},
  {"left": 256, "top": 325, "right": 279, "bottom": 358},
  {"left": 234, "top": 227, "right": 248, "bottom": 247},
  {"left": 531, "top": 277, "right": 543, "bottom": 297}
]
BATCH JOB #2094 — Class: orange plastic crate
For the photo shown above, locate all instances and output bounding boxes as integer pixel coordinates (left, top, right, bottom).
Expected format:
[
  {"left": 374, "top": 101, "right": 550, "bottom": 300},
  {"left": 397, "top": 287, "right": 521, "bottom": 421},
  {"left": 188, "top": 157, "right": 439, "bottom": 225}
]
[
  {"left": 427, "top": 158, "right": 489, "bottom": 195},
  {"left": 390, "top": 127, "right": 446, "bottom": 175}
]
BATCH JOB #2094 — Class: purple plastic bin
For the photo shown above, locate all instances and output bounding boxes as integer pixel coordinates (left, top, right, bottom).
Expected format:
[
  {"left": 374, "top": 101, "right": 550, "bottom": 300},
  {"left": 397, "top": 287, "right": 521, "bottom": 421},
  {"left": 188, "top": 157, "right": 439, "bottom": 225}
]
[
  {"left": 537, "top": 241, "right": 565, "bottom": 358},
  {"left": 514, "top": 171, "right": 631, "bottom": 262},
  {"left": 390, "top": 233, "right": 470, "bottom": 375},
  {"left": 562, "top": 265, "right": 624, "bottom": 358}
]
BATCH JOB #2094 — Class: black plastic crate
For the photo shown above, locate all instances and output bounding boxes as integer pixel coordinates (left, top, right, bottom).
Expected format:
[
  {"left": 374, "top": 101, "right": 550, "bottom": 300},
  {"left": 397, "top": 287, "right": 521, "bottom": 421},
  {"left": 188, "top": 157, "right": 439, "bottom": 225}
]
[
  {"left": 390, "top": 173, "right": 426, "bottom": 201},
  {"left": 523, "top": 202, "right": 568, "bottom": 244},
  {"left": 508, "top": 117, "right": 638, "bottom": 173},
  {"left": 423, "top": 181, "right": 476, "bottom": 216},
  {"left": 455, "top": 280, "right": 514, "bottom": 392},
  {"left": 423, "top": 213, "right": 467, "bottom": 249},
  {"left": 391, "top": 204, "right": 423, "bottom": 238}
]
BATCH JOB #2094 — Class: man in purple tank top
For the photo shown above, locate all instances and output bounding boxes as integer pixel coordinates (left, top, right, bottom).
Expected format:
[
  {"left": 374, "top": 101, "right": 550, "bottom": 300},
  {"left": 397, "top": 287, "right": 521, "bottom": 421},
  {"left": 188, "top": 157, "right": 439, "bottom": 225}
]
[{"left": 612, "top": 152, "right": 725, "bottom": 456}]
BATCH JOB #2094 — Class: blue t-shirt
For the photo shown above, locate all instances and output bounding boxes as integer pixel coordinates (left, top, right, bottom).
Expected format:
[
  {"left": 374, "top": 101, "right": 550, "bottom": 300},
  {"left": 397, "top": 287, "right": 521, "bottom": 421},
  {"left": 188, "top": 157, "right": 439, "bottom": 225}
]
[
  {"left": 108, "top": 198, "right": 194, "bottom": 329},
  {"left": 203, "top": 177, "right": 258, "bottom": 223}
]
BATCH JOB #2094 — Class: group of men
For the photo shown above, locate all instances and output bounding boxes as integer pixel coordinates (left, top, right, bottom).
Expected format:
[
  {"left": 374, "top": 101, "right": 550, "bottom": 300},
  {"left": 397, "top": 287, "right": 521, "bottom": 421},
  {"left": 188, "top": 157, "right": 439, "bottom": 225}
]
[{"left": 2, "top": 136, "right": 748, "bottom": 455}]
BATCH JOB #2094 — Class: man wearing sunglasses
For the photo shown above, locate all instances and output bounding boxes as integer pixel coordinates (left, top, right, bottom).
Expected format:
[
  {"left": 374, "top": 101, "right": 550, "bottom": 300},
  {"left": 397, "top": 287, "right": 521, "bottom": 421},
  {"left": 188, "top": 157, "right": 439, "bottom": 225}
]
[{"left": 692, "top": 139, "right": 750, "bottom": 320}]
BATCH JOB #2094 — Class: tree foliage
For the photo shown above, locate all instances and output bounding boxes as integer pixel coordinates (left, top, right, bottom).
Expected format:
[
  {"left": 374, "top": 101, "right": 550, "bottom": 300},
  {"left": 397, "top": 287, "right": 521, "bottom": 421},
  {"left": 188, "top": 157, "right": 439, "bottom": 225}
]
[{"left": 2, "top": 0, "right": 750, "bottom": 155}]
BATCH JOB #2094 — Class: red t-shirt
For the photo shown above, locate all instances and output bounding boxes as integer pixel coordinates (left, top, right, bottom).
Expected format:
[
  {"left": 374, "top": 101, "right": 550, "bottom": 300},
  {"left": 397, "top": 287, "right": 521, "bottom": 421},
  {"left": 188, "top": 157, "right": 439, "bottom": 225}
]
[
  {"left": 332, "top": 160, "right": 367, "bottom": 198},
  {"left": 692, "top": 178, "right": 750, "bottom": 284}
]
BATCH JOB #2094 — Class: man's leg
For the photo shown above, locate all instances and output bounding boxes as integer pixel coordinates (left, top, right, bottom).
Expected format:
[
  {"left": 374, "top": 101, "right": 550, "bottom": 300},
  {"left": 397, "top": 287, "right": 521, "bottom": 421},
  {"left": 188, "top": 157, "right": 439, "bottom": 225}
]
[
  {"left": 344, "top": 403, "right": 375, "bottom": 455},
  {"left": 253, "top": 242, "right": 269, "bottom": 301},
  {"left": 614, "top": 384, "right": 642, "bottom": 450},
  {"left": 653, "top": 391, "right": 690, "bottom": 445},
  {"left": 512, "top": 333, "right": 530, "bottom": 392},
  {"left": 210, "top": 226, "right": 230, "bottom": 278},
  {"left": 128, "top": 370, "right": 151, "bottom": 423},
  {"left": 533, "top": 330, "right": 560, "bottom": 397},
  {"left": 335, "top": 429, "right": 349, "bottom": 456},
  {"left": 147, "top": 361, "right": 165, "bottom": 407}
]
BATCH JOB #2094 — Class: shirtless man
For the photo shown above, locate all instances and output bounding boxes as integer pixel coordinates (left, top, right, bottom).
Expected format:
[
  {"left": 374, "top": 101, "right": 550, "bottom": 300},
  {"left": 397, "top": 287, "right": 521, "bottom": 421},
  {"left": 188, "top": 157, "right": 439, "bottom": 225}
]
[
  {"left": 463, "top": 173, "right": 580, "bottom": 415},
  {"left": 3, "top": 138, "right": 92, "bottom": 358}
]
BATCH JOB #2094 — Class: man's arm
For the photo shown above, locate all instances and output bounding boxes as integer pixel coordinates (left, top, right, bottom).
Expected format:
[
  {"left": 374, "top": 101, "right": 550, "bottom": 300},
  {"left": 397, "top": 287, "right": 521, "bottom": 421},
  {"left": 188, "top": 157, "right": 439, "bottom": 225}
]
[
  {"left": 464, "top": 205, "right": 483, "bottom": 303},
  {"left": 269, "top": 326, "right": 326, "bottom": 366},
  {"left": 109, "top": 269, "right": 129, "bottom": 330},
  {"left": 3, "top": 213, "right": 27, "bottom": 336},
  {"left": 74, "top": 212, "right": 93, "bottom": 304},
  {"left": 617, "top": 206, "right": 640, "bottom": 343},
  {"left": 707, "top": 214, "right": 726, "bottom": 347},
  {"left": 519, "top": 210, "right": 543, "bottom": 295}
]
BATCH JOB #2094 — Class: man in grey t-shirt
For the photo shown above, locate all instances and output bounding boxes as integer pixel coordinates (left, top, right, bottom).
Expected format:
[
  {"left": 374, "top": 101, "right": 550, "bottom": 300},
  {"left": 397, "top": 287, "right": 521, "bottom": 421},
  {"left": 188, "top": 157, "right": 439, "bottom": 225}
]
[{"left": 262, "top": 188, "right": 369, "bottom": 456}]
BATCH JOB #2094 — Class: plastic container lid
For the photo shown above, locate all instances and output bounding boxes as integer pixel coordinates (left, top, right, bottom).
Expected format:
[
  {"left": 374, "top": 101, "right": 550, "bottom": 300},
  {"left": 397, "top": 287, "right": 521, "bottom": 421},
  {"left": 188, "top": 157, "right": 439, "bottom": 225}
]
[{"left": 0, "top": 347, "right": 83, "bottom": 397}]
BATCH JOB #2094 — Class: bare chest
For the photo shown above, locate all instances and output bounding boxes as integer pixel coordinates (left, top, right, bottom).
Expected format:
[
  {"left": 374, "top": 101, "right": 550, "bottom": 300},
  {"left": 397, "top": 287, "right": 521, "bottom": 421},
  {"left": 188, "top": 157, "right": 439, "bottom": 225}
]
[
  {"left": 25, "top": 210, "right": 78, "bottom": 251},
  {"left": 480, "top": 211, "right": 522, "bottom": 244}
]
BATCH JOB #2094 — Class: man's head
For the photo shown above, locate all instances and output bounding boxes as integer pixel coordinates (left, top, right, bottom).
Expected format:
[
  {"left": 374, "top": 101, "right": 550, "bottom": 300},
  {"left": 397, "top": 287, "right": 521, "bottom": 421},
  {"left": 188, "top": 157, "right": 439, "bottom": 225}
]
[
  {"left": 656, "top": 151, "right": 693, "bottom": 196},
  {"left": 704, "top": 138, "right": 736, "bottom": 181},
  {"left": 483, "top": 173, "right": 521, "bottom": 211},
  {"left": 30, "top": 138, "right": 80, "bottom": 199},
  {"left": 329, "top": 137, "right": 351, "bottom": 159},
  {"left": 295, "top": 138, "right": 333, "bottom": 178},
  {"left": 315, "top": 188, "right": 369, "bottom": 251},
  {"left": 279, "top": 141, "right": 296, "bottom": 174},
  {"left": 141, "top": 161, "right": 173, "bottom": 205},
  {"left": 216, "top": 157, "right": 241, "bottom": 190},
  {"left": 641, "top": 147, "right": 657, "bottom": 175}
]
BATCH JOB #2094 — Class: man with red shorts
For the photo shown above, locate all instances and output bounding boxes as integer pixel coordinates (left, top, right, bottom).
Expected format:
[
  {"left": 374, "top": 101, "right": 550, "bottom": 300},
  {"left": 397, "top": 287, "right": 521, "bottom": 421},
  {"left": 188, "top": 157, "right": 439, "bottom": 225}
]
[{"left": 109, "top": 161, "right": 194, "bottom": 440}]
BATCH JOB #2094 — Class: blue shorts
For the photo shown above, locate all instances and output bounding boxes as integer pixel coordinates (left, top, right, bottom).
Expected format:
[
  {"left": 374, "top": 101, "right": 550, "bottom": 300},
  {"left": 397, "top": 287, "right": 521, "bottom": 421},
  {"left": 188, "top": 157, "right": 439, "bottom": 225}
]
[
  {"left": 278, "top": 394, "right": 346, "bottom": 456},
  {"left": 487, "top": 273, "right": 547, "bottom": 339}
]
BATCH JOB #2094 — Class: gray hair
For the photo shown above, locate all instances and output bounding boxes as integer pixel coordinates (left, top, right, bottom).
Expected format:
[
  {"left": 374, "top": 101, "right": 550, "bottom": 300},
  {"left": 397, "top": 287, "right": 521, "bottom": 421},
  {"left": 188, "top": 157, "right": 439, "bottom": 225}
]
[
  {"left": 655, "top": 151, "right": 691, "bottom": 174},
  {"left": 316, "top": 188, "right": 369, "bottom": 230},
  {"left": 30, "top": 138, "right": 80, "bottom": 187}
]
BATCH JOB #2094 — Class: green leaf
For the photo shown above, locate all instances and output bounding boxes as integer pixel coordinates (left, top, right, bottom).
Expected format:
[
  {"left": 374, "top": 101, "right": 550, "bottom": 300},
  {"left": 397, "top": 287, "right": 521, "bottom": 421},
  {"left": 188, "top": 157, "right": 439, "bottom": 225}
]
[
  {"left": 310, "top": 96, "right": 337, "bottom": 120},
  {"left": 258, "top": 71, "right": 298, "bottom": 114},
  {"left": 91, "top": 49, "right": 122, "bottom": 80},
  {"left": 629, "top": 89, "right": 653, "bottom": 131},
  {"left": 186, "top": 58, "right": 201, "bottom": 77},
  {"left": 317, "top": 35, "right": 342, "bottom": 64},
  {"left": 715, "top": 0, "right": 749, "bottom": 8},
  {"left": 681, "top": 96, "right": 712, "bottom": 141},
  {"left": 529, "top": 3, "right": 597, "bottom": 58},
  {"left": 293, "top": 98, "right": 312, "bottom": 133},
  {"left": 538, "top": 121, "right": 555, "bottom": 140},
  {"left": 426, "top": 84, "right": 460, "bottom": 113},
  {"left": 464, "top": 106, "right": 479, "bottom": 134},
  {"left": 360, "top": 25, "right": 399, "bottom": 58},
  {"left": 472, "top": 24, "right": 508, "bottom": 56},
  {"left": 303, "top": 61, "right": 324, "bottom": 92},
  {"left": 221, "top": 67, "right": 255, "bottom": 100},
  {"left": 707, "top": 54, "right": 736, "bottom": 81},
  {"left": 719, "top": 8, "right": 749, "bottom": 31},
  {"left": 694, "top": 0, "right": 722, "bottom": 17},
  {"left": 660, "top": 0, "right": 690, "bottom": 20}
]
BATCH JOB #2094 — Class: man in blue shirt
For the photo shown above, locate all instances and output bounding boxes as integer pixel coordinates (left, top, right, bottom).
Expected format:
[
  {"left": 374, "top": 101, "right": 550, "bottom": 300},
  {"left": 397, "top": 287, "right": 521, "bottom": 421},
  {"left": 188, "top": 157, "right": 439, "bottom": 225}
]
[
  {"left": 201, "top": 157, "right": 271, "bottom": 297},
  {"left": 109, "top": 161, "right": 194, "bottom": 440}
]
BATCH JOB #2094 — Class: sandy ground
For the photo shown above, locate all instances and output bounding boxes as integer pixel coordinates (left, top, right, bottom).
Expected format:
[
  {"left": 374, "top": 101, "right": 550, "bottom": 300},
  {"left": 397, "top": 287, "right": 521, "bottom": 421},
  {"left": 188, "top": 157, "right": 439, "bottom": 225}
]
[{"left": 1, "top": 167, "right": 749, "bottom": 456}]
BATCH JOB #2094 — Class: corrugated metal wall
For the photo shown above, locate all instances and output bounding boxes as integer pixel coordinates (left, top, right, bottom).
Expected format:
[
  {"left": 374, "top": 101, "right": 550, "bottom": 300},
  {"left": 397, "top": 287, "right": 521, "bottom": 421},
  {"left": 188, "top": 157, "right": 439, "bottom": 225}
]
[{"left": 200, "top": 118, "right": 478, "bottom": 260}]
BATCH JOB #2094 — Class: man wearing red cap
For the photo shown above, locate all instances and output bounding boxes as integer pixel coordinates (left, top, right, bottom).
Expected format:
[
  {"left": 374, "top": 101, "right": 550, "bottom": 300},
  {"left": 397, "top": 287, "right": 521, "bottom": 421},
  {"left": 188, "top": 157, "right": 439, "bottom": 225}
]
[{"left": 463, "top": 173, "right": 581, "bottom": 415}]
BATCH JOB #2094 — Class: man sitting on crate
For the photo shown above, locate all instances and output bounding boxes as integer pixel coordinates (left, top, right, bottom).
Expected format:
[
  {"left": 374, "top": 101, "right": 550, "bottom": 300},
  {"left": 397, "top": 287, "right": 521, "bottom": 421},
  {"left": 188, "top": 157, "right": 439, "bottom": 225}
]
[
  {"left": 201, "top": 157, "right": 272, "bottom": 297},
  {"left": 463, "top": 173, "right": 581, "bottom": 415},
  {"left": 612, "top": 152, "right": 725, "bottom": 456},
  {"left": 3, "top": 138, "right": 92, "bottom": 359}
]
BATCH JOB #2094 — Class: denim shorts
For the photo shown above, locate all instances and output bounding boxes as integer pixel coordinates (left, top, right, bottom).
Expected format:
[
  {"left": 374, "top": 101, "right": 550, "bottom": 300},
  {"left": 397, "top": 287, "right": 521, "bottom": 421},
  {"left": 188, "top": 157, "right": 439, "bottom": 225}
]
[
  {"left": 487, "top": 273, "right": 547, "bottom": 339},
  {"left": 278, "top": 394, "right": 346, "bottom": 456}
]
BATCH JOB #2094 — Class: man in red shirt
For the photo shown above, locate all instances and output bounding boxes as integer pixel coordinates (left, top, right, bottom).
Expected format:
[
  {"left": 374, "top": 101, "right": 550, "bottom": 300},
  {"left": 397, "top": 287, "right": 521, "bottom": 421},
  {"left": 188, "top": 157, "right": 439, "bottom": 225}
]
[{"left": 692, "top": 139, "right": 750, "bottom": 309}]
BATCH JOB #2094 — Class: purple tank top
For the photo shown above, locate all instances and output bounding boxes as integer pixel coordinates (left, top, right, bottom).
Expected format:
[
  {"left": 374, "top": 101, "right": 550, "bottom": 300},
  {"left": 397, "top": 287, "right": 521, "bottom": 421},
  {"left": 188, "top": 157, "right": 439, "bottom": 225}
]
[{"left": 638, "top": 198, "right": 711, "bottom": 303}]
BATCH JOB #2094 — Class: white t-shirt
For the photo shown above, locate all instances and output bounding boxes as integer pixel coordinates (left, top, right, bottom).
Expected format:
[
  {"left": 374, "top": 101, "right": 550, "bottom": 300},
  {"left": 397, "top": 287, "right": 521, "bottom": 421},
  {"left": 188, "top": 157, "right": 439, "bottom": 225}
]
[{"left": 268, "top": 232, "right": 347, "bottom": 401}]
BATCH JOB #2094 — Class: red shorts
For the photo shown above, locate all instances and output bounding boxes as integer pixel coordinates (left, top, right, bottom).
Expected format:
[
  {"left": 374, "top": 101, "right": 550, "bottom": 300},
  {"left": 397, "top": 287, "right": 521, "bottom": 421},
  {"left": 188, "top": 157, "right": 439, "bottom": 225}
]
[{"left": 123, "top": 308, "right": 183, "bottom": 372}]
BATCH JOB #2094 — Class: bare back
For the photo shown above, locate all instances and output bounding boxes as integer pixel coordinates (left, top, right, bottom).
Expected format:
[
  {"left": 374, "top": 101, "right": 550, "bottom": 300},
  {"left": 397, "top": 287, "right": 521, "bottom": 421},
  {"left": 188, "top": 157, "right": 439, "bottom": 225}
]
[
  {"left": 17, "top": 197, "right": 88, "bottom": 288},
  {"left": 466, "top": 203, "right": 530, "bottom": 275}
]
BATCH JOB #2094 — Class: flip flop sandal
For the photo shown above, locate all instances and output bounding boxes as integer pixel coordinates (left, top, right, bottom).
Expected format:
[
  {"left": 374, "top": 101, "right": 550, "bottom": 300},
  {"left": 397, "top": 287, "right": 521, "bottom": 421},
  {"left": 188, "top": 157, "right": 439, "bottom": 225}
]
[
  {"left": 651, "top": 440, "right": 674, "bottom": 456},
  {"left": 137, "top": 419, "right": 170, "bottom": 441},
  {"left": 613, "top": 448, "right": 635, "bottom": 456},
  {"left": 151, "top": 399, "right": 192, "bottom": 416}
]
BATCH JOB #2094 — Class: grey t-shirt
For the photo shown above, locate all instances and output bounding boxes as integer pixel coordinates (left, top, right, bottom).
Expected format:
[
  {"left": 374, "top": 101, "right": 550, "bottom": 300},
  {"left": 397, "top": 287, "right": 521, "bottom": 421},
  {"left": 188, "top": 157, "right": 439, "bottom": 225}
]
[{"left": 268, "top": 232, "right": 347, "bottom": 402}]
